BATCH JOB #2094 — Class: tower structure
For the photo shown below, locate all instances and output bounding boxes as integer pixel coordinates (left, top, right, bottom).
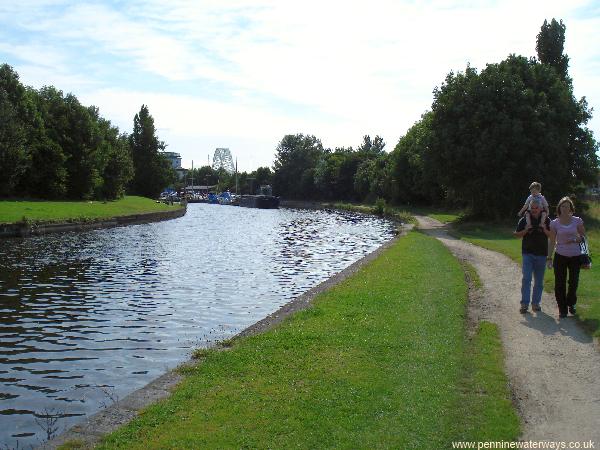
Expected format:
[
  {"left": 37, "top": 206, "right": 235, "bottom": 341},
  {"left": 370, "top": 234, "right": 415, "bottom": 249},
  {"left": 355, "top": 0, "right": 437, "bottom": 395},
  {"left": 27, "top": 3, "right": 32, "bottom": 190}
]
[{"left": 212, "top": 148, "right": 235, "bottom": 174}]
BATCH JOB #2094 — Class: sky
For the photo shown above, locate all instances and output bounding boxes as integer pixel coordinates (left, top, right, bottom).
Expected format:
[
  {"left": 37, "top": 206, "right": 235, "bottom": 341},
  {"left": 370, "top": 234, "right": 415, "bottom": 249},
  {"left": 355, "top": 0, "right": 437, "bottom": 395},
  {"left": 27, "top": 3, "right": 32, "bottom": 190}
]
[{"left": 1, "top": 1, "right": 599, "bottom": 173}]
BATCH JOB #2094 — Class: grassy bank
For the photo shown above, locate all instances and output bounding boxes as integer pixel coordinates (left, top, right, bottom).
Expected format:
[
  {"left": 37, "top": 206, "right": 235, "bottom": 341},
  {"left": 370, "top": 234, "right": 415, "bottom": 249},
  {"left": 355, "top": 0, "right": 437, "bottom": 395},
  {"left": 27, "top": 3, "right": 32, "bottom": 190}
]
[
  {"left": 330, "top": 201, "right": 417, "bottom": 225},
  {"left": 449, "top": 202, "right": 600, "bottom": 337},
  {"left": 82, "top": 231, "right": 518, "bottom": 449},
  {"left": 0, "top": 196, "right": 182, "bottom": 224}
]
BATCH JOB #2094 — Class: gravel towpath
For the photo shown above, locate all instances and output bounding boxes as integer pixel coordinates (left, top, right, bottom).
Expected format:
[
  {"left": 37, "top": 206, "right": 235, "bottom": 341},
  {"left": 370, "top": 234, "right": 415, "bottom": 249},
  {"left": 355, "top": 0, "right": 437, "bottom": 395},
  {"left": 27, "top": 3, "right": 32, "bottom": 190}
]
[{"left": 416, "top": 215, "right": 600, "bottom": 444}]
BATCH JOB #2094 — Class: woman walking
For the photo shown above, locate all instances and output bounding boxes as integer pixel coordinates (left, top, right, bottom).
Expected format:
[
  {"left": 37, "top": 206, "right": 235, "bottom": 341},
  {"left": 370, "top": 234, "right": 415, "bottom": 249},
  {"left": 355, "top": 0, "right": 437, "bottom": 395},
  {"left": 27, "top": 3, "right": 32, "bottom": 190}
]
[{"left": 547, "top": 197, "right": 587, "bottom": 318}]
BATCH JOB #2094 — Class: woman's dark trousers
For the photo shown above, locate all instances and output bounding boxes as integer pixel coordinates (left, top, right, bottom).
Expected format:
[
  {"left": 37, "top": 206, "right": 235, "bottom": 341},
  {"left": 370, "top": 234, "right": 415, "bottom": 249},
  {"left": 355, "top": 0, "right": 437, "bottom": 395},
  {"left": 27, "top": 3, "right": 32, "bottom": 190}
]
[{"left": 553, "top": 253, "right": 580, "bottom": 315}]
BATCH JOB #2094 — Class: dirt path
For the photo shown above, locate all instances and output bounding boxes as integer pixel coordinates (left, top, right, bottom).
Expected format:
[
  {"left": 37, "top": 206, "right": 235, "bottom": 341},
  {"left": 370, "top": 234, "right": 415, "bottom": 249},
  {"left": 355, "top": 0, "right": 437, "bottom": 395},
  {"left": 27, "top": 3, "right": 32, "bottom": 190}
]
[{"left": 416, "top": 215, "right": 600, "bottom": 444}]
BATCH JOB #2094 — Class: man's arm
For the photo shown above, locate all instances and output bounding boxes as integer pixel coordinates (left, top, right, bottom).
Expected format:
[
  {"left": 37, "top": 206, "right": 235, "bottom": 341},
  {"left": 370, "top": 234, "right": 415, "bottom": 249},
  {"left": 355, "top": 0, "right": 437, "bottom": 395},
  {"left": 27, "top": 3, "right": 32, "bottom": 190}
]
[
  {"left": 542, "top": 217, "right": 552, "bottom": 236},
  {"left": 513, "top": 217, "right": 527, "bottom": 238}
]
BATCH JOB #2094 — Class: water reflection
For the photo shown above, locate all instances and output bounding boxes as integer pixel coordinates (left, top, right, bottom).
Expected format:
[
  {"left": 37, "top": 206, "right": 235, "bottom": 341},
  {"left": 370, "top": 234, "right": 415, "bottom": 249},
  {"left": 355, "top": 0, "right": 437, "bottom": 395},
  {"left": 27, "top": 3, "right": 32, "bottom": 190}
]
[{"left": 0, "top": 204, "right": 394, "bottom": 446}]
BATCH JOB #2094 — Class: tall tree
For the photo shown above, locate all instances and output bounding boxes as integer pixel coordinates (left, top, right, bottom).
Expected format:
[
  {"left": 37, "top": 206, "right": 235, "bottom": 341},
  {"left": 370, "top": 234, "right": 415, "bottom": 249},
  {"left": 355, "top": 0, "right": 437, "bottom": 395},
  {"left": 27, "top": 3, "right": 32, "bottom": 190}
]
[
  {"left": 1, "top": 64, "right": 142, "bottom": 200},
  {"left": 0, "top": 64, "right": 33, "bottom": 196},
  {"left": 428, "top": 55, "right": 598, "bottom": 217},
  {"left": 101, "top": 132, "right": 133, "bottom": 200},
  {"left": 390, "top": 112, "right": 442, "bottom": 205},
  {"left": 272, "top": 134, "right": 324, "bottom": 199},
  {"left": 354, "top": 153, "right": 390, "bottom": 201},
  {"left": 34, "top": 87, "right": 102, "bottom": 199},
  {"left": 129, "top": 105, "right": 174, "bottom": 198},
  {"left": 27, "top": 137, "right": 67, "bottom": 198},
  {"left": 314, "top": 147, "right": 364, "bottom": 200},
  {"left": 536, "top": 19, "right": 569, "bottom": 82}
]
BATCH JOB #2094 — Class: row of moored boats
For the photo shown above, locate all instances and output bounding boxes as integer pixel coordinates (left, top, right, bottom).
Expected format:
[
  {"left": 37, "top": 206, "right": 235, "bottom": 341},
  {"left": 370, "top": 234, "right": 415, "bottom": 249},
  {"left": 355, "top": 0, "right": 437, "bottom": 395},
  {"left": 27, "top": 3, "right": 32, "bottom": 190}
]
[{"left": 159, "top": 185, "right": 280, "bottom": 209}]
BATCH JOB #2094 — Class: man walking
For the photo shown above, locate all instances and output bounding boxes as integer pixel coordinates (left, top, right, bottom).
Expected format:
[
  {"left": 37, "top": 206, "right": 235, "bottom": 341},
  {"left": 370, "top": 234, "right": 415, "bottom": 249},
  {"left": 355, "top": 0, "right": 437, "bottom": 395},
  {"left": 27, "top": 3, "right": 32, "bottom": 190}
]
[{"left": 513, "top": 198, "right": 552, "bottom": 313}]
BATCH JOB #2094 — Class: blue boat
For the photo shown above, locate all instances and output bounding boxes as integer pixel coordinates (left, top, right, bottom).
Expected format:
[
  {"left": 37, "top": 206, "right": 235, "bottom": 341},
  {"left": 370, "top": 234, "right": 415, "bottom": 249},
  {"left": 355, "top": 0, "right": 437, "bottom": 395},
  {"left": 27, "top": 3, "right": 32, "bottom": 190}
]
[
  {"left": 218, "top": 191, "right": 232, "bottom": 205},
  {"left": 207, "top": 192, "right": 219, "bottom": 204}
]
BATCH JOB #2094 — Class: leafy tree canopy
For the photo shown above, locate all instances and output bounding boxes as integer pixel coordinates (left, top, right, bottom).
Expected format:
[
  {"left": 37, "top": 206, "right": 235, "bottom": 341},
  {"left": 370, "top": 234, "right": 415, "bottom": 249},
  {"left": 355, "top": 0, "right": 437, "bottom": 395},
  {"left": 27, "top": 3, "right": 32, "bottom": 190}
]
[
  {"left": 429, "top": 54, "right": 598, "bottom": 217},
  {"left": 272, "top": 134, "right": 324, "bottom": 198},
  {"left": 536, "top": 18, "right": 569, "bottom": 82},
  {"left": 0, "top": 64, "right": 133, "bottom": 200},
  {"left": 390, "top": 112, "right": 443, "bottom": 205}
]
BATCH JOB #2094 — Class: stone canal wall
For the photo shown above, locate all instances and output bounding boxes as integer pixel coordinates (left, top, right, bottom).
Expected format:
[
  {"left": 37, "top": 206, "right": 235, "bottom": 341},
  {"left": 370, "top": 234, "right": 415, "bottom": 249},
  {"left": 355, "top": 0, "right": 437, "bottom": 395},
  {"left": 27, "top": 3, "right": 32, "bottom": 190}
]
[{"left": 0, "top": 205, "right": 186, "bottom": 238}]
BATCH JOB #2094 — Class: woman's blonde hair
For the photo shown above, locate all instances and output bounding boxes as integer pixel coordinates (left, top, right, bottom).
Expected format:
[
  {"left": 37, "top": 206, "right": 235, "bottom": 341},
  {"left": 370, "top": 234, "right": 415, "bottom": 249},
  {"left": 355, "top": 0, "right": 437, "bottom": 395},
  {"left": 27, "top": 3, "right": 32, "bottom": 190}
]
[{"left": 556, "top": 196, "right": 574, "bottom": 217}]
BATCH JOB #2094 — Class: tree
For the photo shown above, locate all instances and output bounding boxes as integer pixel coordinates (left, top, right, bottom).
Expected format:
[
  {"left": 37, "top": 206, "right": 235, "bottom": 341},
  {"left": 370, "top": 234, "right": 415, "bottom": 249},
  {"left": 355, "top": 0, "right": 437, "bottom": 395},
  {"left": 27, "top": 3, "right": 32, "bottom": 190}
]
[
  {"left": 0, "top": 64, "right": 33, "bottom": 196},
  {"left": 313, "top": 148, "right": 363, "bottom": 200},
  {"left": 34, "top": 87, "right": 102, "bottom": 199},
  {"left": 536, "top": 19, "right": 569, "bottom": 82},
  {"left": 129, "top": 105, "right": 175, "bottom": 198},
  {"left": 352, "top": 136, "right": 388, "bottom": 201},
  {"left": 357, "top": 135, "right": 386, "bottom": 156},
  {"left": 428, "top": 54, "right": 598, "bottom": 217},
  {"left": 1, "top": 64, "right": 144, "bottom": 200},
  {"left": 186, "top": 165, "right": 217, "bottom": 189},
  {"left": 272, "top": 134, "right": 324, "bottom": 199},
  {"left": 27, "top": 137, "right": 67, "bottom": 198},
  {"left": 536, "top": 18, "right": 598, "bottom": 192},
  {"left": 101, "top": 133, "right": 133, "bottom": 199},
  {"left": 251, "top": 166, "right": 273, "bottom": 190},
  {"left": 390, "top": 112, "right": 443, "bottom": 204},
  {"left": 354, "top": 153, "right": 390, "bottom": 201}
]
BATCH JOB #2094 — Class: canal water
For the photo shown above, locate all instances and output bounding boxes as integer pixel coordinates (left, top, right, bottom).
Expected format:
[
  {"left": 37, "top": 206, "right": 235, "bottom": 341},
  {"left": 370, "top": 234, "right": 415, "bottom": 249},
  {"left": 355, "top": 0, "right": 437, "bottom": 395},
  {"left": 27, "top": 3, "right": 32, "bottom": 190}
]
[{"left": 0, "top": 204, "right": 395, "bottom": 447}]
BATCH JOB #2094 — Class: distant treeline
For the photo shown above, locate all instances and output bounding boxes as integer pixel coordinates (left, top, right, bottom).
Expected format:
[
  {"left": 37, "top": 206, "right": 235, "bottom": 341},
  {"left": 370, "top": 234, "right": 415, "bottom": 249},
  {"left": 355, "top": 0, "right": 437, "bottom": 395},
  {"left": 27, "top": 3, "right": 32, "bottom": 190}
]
[
  {"left": 268, "top": 19, "right": 599, "bottom": 217},
  {"left": 0, "top": 65, "right": 174, "bottom": 200}
]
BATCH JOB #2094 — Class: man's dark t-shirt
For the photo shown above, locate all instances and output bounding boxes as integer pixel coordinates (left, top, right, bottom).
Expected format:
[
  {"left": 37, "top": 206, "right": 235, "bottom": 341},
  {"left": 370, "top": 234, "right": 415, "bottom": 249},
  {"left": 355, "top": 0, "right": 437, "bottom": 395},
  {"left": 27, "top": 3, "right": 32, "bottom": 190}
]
[{"left": 515, "top": 214, "right": 551, "bottom": 256}]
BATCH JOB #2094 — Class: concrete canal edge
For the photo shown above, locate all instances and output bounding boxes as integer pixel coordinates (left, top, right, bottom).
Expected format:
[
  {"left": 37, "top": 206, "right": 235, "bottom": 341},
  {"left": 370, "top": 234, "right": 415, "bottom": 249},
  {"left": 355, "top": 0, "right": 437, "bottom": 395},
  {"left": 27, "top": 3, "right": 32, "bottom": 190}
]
[
  {"left": 40, "top": 223, "right": 413, "bottom": 449},
  {"left": 0, "top": 205, "right": 186, "bottom": 239}
]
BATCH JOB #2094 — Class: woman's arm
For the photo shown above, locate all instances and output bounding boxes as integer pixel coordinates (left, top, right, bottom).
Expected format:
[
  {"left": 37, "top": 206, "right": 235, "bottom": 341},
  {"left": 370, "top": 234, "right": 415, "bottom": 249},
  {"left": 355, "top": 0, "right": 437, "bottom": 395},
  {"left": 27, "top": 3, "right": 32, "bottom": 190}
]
[
  {"left": 547, "top": 228, "right": 557, "bottom": 246},
  {"left": 576, "top": 222, "right": 586, "bottom": 242},
  {"left": 547, "top": 228, "right": 556, "bottom": 268}
]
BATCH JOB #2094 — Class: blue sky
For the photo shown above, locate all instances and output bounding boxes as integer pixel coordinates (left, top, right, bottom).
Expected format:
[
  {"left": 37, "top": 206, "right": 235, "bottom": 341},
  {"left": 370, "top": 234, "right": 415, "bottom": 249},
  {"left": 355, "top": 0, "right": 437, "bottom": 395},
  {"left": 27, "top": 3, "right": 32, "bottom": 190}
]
[{"left": 1, "top": 0, "right": 599, "bottom": 172}]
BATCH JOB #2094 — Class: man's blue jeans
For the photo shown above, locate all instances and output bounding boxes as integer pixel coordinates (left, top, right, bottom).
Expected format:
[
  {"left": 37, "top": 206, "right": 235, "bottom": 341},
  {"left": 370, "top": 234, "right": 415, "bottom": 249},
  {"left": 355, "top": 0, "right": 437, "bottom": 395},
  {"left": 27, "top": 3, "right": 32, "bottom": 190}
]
[{"left": 521, "top": 253, "right": 547, "bottom": 306}]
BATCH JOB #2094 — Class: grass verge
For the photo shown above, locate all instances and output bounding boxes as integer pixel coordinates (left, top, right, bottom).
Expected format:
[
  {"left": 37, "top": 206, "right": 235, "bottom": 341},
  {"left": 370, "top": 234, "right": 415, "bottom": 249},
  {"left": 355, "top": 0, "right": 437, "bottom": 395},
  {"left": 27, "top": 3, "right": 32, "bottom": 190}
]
[
  {"left": 330, "top": 201, "right": 417, "bottom": 225},
  {"left": 458, "top": 322, "right": 520, "bottom": 441},
  {"left": 0, "top": 196, "right": 182, "bottom": 224},
  {"left": 82, "top": 231, "right": 518, "bottom": 449},
  {"left": 448, "top": 203, "right": 600, "bottom": 337}
]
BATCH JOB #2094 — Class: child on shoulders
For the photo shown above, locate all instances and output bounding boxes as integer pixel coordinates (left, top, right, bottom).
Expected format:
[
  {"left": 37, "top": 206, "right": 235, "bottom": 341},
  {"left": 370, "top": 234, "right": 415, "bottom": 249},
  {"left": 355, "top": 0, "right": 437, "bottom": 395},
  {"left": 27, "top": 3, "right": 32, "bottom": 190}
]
[{"left": 518, "top": 181, "right": 549, "bottom": 229}]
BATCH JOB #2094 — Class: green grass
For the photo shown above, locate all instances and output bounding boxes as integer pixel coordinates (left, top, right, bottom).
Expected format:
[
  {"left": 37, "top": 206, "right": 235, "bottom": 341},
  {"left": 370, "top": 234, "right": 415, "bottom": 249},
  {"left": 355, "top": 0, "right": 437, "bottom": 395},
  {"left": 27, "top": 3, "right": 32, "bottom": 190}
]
[
  {"left": 0, "top": 196, "right": 182, "bottom": 224},
  {"left": 458, "top": 322, "right": 520, "bottom": 441},
  {"left": 330, "top": 201, "right": 417, "bottom": 225},
  {"left": 87, "top": 232, "right": 518, "bottom": 449},
  {"left": 462, "top": 261, "right": 483, "bottom": 290},
  {"left": 391, "top": 204, "right": 464, "bottom": 223},
  {"left": 449, "top": 221, "right": 522, "bottom": 262},
  {"left": 411, "top": 206, "right": 464, "bottom": 224},
  {"left": 324, "top": 200, "right": 463, "bottom": 225},
  {"left": 448, "top": 203, "right": 600, "bottom": 337}
]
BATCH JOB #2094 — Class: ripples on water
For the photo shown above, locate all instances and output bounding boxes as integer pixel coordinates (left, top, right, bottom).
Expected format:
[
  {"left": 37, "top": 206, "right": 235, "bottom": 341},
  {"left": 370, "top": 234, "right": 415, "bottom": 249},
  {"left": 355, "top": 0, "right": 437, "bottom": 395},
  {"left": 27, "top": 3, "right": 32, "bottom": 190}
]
[{"left": 0, "top": 204, "right": 395, "bottom": 446}]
